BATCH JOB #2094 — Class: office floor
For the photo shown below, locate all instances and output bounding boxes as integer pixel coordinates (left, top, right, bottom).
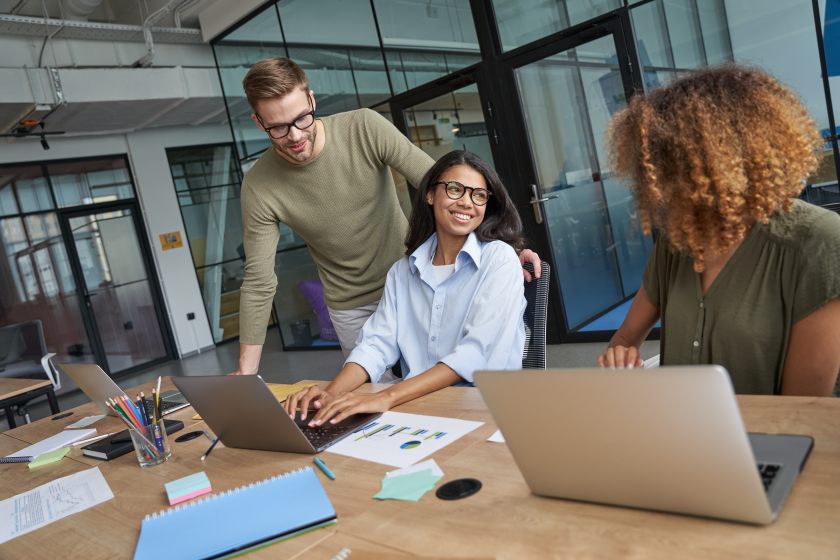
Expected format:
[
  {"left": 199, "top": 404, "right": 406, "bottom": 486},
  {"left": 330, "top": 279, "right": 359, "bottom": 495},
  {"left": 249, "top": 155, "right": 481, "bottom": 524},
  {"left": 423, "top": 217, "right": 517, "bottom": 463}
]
[{"left": 1, "top": 328, "right": 659, "bottom": 432}]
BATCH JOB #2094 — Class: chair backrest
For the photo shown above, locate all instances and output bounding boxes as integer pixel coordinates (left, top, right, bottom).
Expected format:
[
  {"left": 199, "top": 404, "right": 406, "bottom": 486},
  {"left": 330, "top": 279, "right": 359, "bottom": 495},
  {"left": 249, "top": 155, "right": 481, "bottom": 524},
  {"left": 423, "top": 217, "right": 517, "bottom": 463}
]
[
  {"left": 522, "top": 261, "right": 550, "bottom": 369},
  {"left": 40, "top": 352, "right": 61, "bottom": 390}
]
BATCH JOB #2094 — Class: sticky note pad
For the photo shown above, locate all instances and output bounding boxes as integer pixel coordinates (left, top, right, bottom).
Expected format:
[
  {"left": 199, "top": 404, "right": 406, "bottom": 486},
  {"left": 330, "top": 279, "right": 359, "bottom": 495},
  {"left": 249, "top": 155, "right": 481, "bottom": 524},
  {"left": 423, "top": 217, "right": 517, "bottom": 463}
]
[
  {"left": 374, "top": 469, "right": 442, "bottom": 502},
  {"left": 28, "top": 446, "right": 70, "bottom": 469},
  {"left": 164, "top": 471, "right": 212, "bottom": 506}
]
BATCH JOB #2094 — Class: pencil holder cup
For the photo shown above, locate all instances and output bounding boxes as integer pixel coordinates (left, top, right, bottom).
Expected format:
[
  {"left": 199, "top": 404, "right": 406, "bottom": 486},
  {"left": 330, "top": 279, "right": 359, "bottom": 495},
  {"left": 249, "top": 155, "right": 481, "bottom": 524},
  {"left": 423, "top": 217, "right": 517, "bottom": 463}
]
[{"left": 129, "top": 419, "right": 172, "bottom": 468}]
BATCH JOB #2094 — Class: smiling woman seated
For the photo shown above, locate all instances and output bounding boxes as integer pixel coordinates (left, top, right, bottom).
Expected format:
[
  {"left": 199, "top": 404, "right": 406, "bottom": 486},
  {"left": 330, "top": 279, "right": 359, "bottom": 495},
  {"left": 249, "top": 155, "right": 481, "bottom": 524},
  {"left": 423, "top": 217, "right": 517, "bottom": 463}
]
[{"left": 285, "top": 150, "right": 527, "bottom": 425}]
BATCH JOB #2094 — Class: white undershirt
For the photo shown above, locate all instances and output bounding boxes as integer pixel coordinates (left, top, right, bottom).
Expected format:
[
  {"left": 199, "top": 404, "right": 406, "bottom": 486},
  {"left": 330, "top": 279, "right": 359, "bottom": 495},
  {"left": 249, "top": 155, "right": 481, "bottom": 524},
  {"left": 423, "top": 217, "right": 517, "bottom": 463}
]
[{"left": 431, "top": 263, "right": 456, "bottom": 284}]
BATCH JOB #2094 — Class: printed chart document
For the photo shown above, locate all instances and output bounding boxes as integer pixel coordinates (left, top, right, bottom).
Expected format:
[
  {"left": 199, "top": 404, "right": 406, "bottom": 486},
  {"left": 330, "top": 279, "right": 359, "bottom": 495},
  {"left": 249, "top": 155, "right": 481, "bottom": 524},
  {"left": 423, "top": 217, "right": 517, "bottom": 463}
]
[
  {"left": 326, "top": 411, "right": 482, "bottom": 467},
  {"left": 0, "top": 467, "right": 114, "bottom": 544}
]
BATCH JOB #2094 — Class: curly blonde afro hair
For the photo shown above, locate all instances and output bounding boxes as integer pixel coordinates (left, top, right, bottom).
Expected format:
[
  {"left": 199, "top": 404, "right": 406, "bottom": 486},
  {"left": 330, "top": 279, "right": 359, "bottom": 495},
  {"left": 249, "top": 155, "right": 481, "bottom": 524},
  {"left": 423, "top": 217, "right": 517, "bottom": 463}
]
[{"left": 607, "top": 65, "right": 822, "bottom": 272}]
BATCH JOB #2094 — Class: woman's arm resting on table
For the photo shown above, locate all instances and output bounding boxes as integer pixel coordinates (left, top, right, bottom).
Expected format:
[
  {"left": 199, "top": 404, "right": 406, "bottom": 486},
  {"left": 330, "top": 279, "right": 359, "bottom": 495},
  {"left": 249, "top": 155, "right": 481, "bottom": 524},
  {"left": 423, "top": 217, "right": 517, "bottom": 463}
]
[
  {"left": 597, "top": 287, "right": 660, "bottom": 369},
  {"left": 307, "top": 362, "right": 461, "bottom": 427},
  {"left": 781, "top": 297, "right": 840, "bottom": 396}
]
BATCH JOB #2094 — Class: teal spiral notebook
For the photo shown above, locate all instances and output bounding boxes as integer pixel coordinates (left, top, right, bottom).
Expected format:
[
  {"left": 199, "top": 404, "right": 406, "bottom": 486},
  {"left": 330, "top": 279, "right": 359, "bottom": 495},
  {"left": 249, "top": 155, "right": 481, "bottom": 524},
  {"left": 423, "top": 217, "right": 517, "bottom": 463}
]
[{"left": 133, "top": 467, "right": 336, "bottom": 560}]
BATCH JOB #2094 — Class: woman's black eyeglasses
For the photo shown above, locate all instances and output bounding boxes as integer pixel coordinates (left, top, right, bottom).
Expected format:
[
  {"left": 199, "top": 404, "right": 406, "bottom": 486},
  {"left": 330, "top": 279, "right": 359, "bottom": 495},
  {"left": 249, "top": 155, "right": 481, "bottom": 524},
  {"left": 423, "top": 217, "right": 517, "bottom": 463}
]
[{"left": 433, "top": 181, "right": 493, "bottom": 206}]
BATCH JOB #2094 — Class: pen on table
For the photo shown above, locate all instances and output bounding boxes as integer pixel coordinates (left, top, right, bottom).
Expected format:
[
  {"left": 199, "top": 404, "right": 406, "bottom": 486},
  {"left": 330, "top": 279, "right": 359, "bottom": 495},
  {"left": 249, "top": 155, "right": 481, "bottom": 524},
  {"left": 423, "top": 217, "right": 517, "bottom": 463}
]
[
  {"left": 313, "top": 456, "right": 336, "bottom": 480},
  {"left": 201, "top": 437, "right": 220, "bottom": 462},
  {"left": 72, "top": 432, "right": 116, "bottom": 447}
]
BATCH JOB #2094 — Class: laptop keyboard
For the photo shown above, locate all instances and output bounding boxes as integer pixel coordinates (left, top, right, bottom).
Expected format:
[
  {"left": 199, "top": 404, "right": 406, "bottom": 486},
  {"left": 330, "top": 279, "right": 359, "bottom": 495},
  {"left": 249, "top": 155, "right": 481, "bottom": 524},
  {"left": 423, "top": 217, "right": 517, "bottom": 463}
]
[
  {"left": 757, "top": 462, "right": 782, "bottom": 491},
  {"left": 298, "top": 422, "right": 349, "bottom": 447}
]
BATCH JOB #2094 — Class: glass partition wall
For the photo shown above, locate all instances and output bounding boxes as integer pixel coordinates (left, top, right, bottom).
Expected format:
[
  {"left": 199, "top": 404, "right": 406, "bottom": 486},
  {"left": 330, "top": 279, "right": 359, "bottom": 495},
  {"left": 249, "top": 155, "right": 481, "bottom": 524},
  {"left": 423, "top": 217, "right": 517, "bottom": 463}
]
[
  {"left": 0, "top": 157, "right": 173, "bottom": 378},
  {"left": 211, "top": 0, "right": 840, "bottom": 343}
]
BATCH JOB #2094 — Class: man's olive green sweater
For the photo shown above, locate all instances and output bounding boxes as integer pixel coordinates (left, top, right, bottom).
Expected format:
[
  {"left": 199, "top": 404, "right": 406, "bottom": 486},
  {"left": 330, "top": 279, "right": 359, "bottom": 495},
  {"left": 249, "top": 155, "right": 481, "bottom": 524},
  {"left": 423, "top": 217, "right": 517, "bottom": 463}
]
[{"left": 239, "top": 108, "right": 434, "bottom": 345}]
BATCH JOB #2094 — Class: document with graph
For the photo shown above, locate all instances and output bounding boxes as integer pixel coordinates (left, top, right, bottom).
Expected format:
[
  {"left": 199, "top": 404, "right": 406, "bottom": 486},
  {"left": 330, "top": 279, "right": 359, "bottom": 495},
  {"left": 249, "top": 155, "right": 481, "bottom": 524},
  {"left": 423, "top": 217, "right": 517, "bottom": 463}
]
[
  {"left": 0, "top": 467, "right": 114, "bottom": 544},
  {"left": 326, "top": 411, "right": 483, "bottom": 467}
]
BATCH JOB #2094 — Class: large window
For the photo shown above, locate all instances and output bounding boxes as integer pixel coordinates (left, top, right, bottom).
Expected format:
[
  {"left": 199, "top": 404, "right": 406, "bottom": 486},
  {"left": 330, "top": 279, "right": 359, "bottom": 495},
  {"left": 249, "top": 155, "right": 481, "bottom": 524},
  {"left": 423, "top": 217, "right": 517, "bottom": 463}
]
[
  {"left": 211, "top": 0, "right": 840, "bottom": 342},
  {"left": 166, "top": 144, "right": 337, "bottom": 350}
]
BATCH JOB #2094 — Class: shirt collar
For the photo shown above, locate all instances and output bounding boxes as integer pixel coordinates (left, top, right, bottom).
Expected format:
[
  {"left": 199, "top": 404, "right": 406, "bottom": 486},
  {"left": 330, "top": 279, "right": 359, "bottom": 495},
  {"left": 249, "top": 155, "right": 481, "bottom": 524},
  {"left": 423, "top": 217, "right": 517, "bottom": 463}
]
[{"left": 409, "top": 232, "right": 483, "bottom": 275}]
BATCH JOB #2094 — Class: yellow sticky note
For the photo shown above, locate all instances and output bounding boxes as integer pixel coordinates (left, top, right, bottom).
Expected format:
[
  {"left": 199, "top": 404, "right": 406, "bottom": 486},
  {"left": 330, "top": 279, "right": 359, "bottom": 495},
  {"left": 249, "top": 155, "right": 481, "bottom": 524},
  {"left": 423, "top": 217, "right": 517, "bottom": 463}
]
[
  {"left": 28, "top": 446, "right": 70, "bottom": 469},
  {"left": 192, "top": 382, "right": 318, "bottom": 420}
]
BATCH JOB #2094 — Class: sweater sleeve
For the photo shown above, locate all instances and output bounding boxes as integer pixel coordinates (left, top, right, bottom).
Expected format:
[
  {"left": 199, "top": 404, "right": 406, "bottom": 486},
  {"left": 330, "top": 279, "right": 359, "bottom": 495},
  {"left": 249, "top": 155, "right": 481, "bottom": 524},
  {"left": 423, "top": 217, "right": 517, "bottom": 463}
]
[
  {"left": 238, "top": 178, "right": 281, "bottom": 345},
  {"left": 360, "top": 108, "right": 434, "bottom": 187}
]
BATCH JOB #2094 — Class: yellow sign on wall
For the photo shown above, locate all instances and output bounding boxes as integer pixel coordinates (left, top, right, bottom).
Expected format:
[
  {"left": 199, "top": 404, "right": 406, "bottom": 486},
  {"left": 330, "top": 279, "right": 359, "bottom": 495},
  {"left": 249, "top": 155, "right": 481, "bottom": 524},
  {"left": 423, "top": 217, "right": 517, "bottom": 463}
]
[{"left": 159, "top": 231, "right": 183, "bottom": 251}]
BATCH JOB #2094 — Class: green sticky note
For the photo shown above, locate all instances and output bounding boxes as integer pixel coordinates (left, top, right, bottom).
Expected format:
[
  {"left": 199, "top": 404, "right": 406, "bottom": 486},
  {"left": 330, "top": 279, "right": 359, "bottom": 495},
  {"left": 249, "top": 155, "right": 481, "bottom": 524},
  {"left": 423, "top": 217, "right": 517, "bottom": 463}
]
[
  {"left": 374, "top": 469, "right": 443, "bottom": 501},
  {"left": 28, "top": 446, "right": 70, "bottom": 469}
]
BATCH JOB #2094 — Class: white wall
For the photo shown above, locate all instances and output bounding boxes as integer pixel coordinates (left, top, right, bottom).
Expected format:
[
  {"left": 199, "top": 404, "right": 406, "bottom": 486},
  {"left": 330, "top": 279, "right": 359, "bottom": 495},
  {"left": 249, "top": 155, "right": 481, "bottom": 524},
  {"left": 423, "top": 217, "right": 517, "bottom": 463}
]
[{"left": 0, "top": 124, "right": 234, "bottom": 357}]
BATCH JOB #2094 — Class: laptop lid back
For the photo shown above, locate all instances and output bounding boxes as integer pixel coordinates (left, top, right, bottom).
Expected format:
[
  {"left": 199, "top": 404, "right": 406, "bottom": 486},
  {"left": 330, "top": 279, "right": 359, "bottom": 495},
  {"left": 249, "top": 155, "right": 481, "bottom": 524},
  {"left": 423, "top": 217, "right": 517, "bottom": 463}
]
[
  {"left": 59, "top": 363, "right": 124, "bottom": 416},
  {"left": 173, "top": 375, "right": 316, "bottom": 454},
  {"left": 475, "top": 366, "right": 775, "bottom": 524}
]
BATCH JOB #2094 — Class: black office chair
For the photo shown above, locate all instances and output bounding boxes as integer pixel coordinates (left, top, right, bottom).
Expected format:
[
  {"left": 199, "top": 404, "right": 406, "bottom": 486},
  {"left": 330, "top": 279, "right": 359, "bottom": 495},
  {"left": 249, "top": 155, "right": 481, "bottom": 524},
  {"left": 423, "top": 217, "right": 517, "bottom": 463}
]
[{"left": 522, "top": 261, "right": 550, "bottom": 369}]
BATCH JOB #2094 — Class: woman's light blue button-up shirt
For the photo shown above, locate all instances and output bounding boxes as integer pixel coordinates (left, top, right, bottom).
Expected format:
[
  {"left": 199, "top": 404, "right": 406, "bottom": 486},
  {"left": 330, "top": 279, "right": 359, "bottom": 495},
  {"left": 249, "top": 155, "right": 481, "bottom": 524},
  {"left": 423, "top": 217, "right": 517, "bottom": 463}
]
[{"left": 346, "top": 232, "right": 526, "bottom": 384}]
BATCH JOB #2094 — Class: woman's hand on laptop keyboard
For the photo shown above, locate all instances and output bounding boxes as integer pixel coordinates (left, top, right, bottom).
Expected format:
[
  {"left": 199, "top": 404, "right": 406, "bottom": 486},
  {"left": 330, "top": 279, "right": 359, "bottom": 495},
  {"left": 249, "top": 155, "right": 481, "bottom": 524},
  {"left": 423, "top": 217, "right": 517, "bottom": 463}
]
[
  {"left": 284, "top": 386, "right": 335, "bottom": 422},
  {"left": 306, "top": 391, "right": 394, "bottom": 428}
]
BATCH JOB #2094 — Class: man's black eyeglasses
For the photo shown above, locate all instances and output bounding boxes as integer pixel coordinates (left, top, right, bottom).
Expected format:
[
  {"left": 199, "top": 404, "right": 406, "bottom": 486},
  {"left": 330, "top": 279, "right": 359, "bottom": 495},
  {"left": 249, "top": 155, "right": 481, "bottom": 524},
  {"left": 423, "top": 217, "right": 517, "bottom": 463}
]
[
  {"left": 255, "top": 101, "right": 315, "bottom": 139},
  {"left": 434, "top": 181, "right": 493, "bottom": 206}
]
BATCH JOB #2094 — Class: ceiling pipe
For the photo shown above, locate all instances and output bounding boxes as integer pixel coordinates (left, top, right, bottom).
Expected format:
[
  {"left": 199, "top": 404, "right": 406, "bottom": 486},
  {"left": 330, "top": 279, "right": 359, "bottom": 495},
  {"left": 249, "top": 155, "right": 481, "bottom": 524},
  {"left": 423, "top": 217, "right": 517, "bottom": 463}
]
[{"left": 133, "top": 0, "right": 195, "bottom": 67}]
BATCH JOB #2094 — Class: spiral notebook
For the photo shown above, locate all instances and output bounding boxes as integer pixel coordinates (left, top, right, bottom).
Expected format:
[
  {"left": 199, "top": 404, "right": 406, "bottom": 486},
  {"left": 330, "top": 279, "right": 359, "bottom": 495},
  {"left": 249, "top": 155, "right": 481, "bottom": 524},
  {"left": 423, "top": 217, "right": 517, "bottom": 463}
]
[{"left": 133, "top": 467, "right": 336, "bottom": 560}]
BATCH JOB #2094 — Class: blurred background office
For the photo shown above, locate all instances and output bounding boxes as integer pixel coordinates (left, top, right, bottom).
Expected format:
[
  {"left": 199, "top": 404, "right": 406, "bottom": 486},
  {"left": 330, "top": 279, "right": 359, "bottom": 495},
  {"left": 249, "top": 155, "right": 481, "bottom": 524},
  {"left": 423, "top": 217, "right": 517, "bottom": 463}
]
[{"left": 1, "top": 0, "right": 838, "bottom": 421}]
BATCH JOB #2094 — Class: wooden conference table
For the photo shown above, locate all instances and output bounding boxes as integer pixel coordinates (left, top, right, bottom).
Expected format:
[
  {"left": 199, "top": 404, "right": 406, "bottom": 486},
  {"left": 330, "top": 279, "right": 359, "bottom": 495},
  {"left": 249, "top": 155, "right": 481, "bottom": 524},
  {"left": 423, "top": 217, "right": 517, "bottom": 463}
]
[{"left": 1, "top": 378, "right": 839, "bottom": 559}]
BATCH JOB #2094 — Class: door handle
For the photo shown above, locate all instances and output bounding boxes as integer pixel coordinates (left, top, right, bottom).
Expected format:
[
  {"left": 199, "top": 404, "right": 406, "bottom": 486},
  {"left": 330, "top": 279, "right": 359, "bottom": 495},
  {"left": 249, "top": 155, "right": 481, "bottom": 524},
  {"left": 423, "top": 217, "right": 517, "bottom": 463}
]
[{"left": 529, "top": 184, "right": 544, "bottom": 225}]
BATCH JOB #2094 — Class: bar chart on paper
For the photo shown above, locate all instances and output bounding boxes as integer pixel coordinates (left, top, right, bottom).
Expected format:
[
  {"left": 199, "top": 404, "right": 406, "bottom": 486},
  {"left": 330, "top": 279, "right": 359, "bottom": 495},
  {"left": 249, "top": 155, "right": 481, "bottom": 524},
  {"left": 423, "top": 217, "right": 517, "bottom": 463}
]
[{"left": 326, "top": 411, "right": 482, "bottom": 467}]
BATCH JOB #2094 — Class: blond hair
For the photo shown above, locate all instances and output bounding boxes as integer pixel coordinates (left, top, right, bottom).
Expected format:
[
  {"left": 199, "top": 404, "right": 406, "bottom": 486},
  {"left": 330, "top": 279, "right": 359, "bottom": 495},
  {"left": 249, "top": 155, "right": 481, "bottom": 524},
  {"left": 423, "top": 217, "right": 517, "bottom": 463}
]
[
  {"left": 607, "top": 65, "right": 822, "bottom": 272},
  {"left": 242, "top": 57, "right": 308, "bottom": 109}
]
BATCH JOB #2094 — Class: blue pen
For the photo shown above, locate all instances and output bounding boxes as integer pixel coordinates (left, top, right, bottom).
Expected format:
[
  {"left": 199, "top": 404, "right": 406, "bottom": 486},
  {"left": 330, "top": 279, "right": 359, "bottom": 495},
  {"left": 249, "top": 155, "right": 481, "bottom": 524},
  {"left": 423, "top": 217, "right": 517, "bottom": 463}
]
[{"left": 313, "top": 456, "right": 336, "bottom": 480}]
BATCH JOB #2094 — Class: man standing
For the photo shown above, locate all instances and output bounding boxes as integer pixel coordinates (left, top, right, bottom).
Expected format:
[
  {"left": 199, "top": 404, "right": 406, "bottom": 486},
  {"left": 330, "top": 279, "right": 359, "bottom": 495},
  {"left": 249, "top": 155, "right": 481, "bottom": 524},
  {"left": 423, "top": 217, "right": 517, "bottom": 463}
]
[{"left": 233, "top": 57, "right": 538, "bottom": 375}]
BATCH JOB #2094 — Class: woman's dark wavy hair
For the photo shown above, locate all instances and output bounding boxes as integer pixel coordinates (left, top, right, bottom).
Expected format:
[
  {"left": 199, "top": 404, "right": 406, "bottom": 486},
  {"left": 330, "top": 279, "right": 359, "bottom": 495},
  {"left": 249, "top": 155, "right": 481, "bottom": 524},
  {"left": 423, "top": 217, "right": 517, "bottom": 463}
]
[{"left": 404, "top": 150, "right": 525, "bottom": 255}]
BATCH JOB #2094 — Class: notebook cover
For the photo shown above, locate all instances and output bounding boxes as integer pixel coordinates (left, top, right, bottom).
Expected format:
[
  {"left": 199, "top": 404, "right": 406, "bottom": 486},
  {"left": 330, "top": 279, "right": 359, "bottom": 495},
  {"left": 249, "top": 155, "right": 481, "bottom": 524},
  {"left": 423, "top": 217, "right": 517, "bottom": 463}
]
[{"left": 133, "top": 467, "right": 336, "bottom": 560}]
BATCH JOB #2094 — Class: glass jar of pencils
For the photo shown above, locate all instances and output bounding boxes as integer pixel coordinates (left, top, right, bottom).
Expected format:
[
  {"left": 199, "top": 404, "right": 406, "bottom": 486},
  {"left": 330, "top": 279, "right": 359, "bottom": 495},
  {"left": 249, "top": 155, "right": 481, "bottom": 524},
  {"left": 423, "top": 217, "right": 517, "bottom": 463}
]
[{"left": 128, "top": 418, "right": 172, "bottom": 468}]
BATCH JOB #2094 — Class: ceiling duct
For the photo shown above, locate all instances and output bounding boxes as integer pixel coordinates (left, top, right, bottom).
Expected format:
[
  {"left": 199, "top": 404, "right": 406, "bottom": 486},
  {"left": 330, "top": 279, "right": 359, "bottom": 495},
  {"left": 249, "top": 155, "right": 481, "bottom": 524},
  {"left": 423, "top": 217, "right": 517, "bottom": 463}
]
[{"left": 62, "top": 0, "right": 105, "bottom": 20}]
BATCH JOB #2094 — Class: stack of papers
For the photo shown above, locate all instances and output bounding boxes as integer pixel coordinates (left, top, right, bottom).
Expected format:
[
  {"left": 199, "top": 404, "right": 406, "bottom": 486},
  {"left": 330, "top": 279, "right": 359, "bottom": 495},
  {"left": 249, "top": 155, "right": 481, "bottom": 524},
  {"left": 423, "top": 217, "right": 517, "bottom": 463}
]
[
  {"left": 374, "top": 459, "right": 444, "bottom": 502},
  {"left": 4, "top": 429, "right": 97, "bottom": 459},
  {"left": 164, "top": 471, "right": 212, "bottom": 505}
]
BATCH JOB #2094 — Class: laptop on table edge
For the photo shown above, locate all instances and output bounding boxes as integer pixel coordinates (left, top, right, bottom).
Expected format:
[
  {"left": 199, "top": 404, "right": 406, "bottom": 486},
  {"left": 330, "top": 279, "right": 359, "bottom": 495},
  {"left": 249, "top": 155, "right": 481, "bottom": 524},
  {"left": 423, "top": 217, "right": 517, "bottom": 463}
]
[
  {"left": 172, "top": 374, "right": 381, "bottom": 454},
  {"left": 58, "top": 362, "right": 190, "bottom": 417},
  {"left": 474, "top": 365, "right": 813, "bottom": 525}
]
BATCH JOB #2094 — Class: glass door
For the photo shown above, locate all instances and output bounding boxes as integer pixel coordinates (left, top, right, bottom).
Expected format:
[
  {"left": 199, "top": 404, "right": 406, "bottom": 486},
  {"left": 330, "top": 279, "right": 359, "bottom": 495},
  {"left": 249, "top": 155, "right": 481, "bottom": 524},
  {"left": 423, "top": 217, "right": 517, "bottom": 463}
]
[
  {"left": 59, "top": 202, "right": 172, "bottom": 374},
  {"left": 509, "top": 21, "right": 653, "bottom": 335}
]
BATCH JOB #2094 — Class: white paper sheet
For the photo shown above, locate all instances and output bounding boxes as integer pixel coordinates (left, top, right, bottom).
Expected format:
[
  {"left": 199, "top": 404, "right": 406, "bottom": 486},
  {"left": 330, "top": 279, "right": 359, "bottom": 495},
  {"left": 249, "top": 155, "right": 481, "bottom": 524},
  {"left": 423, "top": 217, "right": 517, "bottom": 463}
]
[
  {"left": 326, "top": 411, "right": 482, "bottom": 468},
  {"left": 67, "top": 415, "right": 106, "bottom": 429},
  {"left": 487, "top": 430, "right": 505, "bottom": 443},
  {"left": 0, "top": 467, "right": 114, "bottom": 544},
  {"left": 5, "top": 429, "right": 97, "bottom": 459}
]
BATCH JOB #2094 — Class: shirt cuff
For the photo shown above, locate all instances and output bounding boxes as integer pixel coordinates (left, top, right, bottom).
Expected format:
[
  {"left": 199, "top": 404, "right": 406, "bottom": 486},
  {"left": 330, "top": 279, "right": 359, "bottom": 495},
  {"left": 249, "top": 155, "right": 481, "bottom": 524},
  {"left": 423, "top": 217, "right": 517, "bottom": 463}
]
[
  {"left": 345, "top": 346, "right": 386, "bottom": 384},
  {"left": 439, "top": 342, "right": 485, "bottom": 384}
]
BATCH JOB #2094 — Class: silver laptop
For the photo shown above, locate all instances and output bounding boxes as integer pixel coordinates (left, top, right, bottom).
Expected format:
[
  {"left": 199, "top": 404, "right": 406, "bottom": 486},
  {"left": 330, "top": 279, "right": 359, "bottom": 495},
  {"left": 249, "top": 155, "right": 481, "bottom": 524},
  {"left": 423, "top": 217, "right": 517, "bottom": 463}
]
[
  {"left": 59, "top": 362, "right": 190, "bottom": 417},
  {"left": 474, "top": 366, "right": 813, "bottom": 525},
  {"left": 172, "top": 375, "right": 381, "bottom": 454}
]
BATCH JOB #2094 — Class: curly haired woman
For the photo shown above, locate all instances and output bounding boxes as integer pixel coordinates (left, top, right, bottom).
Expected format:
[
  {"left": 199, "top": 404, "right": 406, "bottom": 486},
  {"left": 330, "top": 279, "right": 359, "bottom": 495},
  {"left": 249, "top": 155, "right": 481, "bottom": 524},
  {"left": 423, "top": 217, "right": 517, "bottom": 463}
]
[{"left": 597, "top": 65, "right": 840, "bottom": 396}]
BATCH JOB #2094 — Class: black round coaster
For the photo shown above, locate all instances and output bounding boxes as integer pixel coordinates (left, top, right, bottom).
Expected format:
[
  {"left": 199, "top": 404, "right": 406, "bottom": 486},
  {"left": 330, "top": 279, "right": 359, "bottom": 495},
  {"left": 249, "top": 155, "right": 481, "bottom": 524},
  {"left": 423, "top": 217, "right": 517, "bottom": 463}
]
[
  {"left": 175, "top": 430, "right": 205, "bottom": 443},
  {"left": 51, "top": 412, "right": 74, "bottom": 420},
  {"left": 435, "top": 478, "right": 482, "bottom": 501}
]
